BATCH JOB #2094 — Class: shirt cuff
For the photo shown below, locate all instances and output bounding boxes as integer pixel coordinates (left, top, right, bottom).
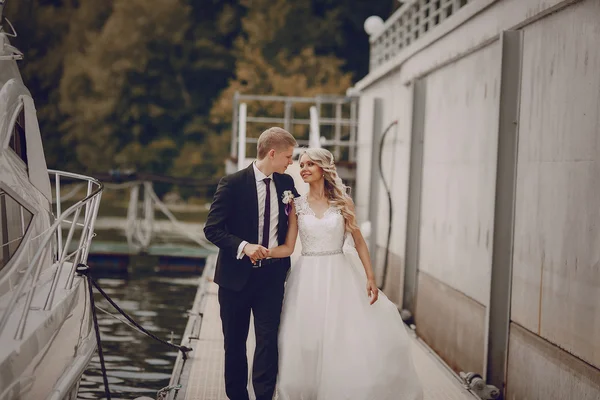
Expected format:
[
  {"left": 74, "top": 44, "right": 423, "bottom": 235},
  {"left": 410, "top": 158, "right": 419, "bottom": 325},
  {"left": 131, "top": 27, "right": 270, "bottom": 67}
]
[{"left": 237, "top": 241, "right": 248, "bottom": 259}]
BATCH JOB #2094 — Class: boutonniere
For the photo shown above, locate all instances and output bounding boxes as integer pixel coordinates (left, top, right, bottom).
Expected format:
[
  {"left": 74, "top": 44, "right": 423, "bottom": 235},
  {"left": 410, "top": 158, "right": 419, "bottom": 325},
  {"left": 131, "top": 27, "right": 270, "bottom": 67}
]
[{"left": 281, "top": 190, "right": 294, "bottom": 216}]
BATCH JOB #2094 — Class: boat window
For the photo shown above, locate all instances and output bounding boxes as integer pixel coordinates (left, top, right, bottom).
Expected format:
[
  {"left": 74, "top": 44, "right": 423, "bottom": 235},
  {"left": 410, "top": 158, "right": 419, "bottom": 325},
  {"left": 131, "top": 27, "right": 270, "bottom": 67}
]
[
  {"left": 9, "top": 108, "right": 27, "bottom": 167},
  {"left": 0, "top": 189, "right": 33, "bottom": 269}
]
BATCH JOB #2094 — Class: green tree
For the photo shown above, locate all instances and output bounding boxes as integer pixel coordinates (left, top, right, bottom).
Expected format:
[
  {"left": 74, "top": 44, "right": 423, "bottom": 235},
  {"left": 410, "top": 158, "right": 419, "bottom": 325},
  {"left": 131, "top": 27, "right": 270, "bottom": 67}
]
[
  {"left": 5, "top": 0, "right": 113, "bottom": 170},
  {"left": 5, "top": 0, "right": 241, "bottom": 176},
  {"left": 58, "top": 0, "right": 191, "bottom": 173},
  {"left": 182, "top": 0, "right": 354, "bottom": 177},
  {"left": 5, "top": 0, "right": 399, "bottom": 182},
  {"left": 56, "top": 0, "right": 241, "bottom": 176}
]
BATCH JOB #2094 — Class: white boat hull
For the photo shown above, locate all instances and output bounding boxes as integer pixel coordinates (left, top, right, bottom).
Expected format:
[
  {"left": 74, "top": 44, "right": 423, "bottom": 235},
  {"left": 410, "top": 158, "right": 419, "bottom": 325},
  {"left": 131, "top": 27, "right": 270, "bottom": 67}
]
[{"left": 0, "top": 265, "right": 96, "bottom": 400}]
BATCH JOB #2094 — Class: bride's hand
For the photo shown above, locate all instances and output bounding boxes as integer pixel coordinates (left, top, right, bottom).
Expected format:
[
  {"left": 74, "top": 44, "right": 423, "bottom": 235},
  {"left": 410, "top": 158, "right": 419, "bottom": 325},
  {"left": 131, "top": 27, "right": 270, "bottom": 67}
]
[{"left": 366, "top": 279, "right": 379, "bottom": 305}]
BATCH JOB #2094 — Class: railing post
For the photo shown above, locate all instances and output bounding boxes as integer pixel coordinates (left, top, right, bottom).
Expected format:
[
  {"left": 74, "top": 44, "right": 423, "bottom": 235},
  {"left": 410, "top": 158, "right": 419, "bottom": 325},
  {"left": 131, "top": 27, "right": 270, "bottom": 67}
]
[
  {"left": 334, "top": 101, "right": 342, "bottom": 160},
  {"left": 231, "top": 91, "right": 240, "bottom": 158},
  {"left": 83, "top": 192, "right": 102, "bottom": 262},
  {"left": 55, "top": 173, "right": 63, "bottom": 260},
  {"left": 349, "top": 99, "right": 358, "bottom": 162},
  {"left": 283, "top": 101, "right": 292, "bottom": 133},
  {"left": 238, "top": 103, "right": 247, "bottom": 171},
  {"left": 309, "top": 106, "right": 321, "bottom": 148}
]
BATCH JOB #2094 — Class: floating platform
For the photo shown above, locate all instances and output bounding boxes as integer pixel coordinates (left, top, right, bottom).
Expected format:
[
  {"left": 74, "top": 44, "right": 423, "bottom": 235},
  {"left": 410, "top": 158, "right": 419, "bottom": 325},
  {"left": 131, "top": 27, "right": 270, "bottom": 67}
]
[{"left": 84, "top": 241, "right": 215, "bottom": 275}]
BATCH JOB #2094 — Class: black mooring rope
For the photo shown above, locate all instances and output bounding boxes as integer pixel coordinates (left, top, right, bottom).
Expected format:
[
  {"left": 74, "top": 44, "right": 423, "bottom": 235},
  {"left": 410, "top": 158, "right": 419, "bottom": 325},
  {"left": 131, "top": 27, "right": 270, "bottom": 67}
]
[
  {"left": 78, "top": 264, "right": 112, "bottom": 400},
  {"left": 377, "top": 120, "right": 399, "bottom": 291},
  {"left": 76, "top": 263, "right": 193, "bottom": 399}
]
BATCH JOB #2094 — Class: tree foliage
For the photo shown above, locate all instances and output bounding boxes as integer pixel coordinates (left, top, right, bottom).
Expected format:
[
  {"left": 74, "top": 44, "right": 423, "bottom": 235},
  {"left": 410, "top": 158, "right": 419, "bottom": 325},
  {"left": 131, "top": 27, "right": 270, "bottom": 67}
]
[{"left": 4, "top": 0, "right": 397, "bottom": 182}]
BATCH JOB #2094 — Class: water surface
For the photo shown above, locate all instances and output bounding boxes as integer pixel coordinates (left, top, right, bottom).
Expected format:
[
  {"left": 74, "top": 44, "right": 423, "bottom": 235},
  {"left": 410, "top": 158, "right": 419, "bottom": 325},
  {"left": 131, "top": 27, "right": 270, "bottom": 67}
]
[{"left": 77, "top": 274, "right": 198, "bottom": 399}]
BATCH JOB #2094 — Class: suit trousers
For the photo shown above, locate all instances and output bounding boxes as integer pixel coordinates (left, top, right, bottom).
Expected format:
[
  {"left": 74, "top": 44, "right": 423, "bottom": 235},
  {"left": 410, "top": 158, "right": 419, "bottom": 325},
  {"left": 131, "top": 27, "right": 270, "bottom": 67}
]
[{"left": 218, "top": 263, "right": 287, "bottom": 400}]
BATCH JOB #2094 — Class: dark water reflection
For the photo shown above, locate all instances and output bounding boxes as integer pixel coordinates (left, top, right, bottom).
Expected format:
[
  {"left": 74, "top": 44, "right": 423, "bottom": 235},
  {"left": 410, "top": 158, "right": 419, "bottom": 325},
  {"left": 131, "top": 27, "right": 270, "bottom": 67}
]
[{"left": 77, "top": 275, "right": 198, "bottom": 400}]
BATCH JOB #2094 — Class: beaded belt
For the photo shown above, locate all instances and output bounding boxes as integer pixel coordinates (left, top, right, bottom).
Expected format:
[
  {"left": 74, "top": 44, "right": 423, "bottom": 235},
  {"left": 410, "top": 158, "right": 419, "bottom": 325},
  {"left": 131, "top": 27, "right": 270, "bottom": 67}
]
[{"left": 301, "top": 249, "right": 343, "bottom": 257}]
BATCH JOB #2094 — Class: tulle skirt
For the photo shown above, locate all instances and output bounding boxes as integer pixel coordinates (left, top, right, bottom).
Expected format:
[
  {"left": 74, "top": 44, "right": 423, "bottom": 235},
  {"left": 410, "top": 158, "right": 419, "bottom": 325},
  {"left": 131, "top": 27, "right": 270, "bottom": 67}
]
[{"left": 276, "top": 249, "right": 424, "bottom": 400}]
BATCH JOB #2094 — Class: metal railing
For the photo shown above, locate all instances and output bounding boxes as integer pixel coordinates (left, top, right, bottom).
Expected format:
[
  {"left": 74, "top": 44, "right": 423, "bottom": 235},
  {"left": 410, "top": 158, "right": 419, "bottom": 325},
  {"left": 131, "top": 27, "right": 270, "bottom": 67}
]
[
  {"left": 369, "top": 0, "right": 472, "bottom": 71},
  {"left": 231, "top": 92, "right": 359, "bottom": 163},
  {"left": 0, "top": 170, "right": 103, "bottom": 340}
]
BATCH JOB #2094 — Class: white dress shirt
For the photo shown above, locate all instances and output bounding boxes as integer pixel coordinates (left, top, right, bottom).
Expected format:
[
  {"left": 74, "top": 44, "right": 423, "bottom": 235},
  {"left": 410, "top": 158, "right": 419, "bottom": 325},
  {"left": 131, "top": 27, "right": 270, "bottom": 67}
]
[{"left": 237, "top": 162, "right": 280, "bottom": 259}]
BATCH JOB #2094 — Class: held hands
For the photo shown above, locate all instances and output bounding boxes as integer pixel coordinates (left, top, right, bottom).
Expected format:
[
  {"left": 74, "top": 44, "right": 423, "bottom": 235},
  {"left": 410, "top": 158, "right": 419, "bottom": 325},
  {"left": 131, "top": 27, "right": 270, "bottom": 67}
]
[
  {"left": 243, "top": 243, "right": 270, "bottom": 264},
  {"left": 366, "top": 279, "right": 379, "bottom": 305}
]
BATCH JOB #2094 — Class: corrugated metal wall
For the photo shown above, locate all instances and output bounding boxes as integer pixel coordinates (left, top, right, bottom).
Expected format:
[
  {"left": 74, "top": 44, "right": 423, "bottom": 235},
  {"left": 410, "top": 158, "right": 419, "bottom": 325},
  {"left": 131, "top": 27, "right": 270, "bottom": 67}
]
[
  {"left": 419, "top": 42, "right": 500, "bottom": 306},
  {"left": 416, "top": 41, "right": 502, "bottom": 376},
  {"left": 507, "top": 2, "right": 600, "bottom": 398},
  {"left": 354, "top": 0, "right": 600, "bottom": 398}
]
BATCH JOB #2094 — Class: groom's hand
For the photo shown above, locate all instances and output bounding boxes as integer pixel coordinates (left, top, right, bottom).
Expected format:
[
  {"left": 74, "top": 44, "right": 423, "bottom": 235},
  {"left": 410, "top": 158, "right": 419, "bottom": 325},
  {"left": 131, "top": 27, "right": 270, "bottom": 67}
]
[{"left": 243, "top": 244, "right": 269, "bottom": 263}]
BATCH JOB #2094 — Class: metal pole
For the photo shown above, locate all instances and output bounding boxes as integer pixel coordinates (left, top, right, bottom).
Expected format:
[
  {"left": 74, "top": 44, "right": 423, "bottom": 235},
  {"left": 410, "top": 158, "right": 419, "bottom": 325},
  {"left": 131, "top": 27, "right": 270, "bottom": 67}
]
[
  {"left": 309, "top": 106, "right": 321, "bottom": 148},
  {"left": 368, "top": 98, "right": 384, "bottom": 282},
  {"left": 238, "top": 103, "right": 247, "bottom": 171},
  {"left": 484, "top": 30, "right": 523, "bottom": 394},
  {"left": 231, "top": 92, "right": 240, "bottom": 158},
  {"left": 284, "top": 101, "right": 292, "bottom": 132},
  {"left": 349, "top": 99, "right": 358, "bottom": 162},
  {"left": 55, "top": 173, "right": 63, "bottom": 260},
  {"left": 403, "top": 79, "right": 426, "bottom": 315},
  {"left": 334, "top": 101, "right": 342, "bottom": 159}
]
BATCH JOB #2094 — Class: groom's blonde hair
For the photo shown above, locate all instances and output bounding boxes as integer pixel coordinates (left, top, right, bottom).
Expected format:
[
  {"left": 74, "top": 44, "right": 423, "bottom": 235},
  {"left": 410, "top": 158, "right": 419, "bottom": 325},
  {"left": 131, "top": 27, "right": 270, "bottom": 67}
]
[{"left": 257, "top": 127, "right": 297, "bottom": 160}]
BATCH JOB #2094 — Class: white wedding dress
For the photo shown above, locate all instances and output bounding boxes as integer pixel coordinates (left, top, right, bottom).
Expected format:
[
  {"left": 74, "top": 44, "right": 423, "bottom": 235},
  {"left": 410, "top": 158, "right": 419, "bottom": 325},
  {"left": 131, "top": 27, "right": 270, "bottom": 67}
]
[{"left": 276, "top": 196, "right": 424, "bottom": 400}]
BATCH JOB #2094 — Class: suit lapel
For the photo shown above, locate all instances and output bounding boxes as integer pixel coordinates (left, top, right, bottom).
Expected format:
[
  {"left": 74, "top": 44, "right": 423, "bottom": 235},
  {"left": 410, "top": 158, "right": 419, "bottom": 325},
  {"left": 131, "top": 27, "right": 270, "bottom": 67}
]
[{"left": 245, "top": 164, "right": 259, "bottom": 243}]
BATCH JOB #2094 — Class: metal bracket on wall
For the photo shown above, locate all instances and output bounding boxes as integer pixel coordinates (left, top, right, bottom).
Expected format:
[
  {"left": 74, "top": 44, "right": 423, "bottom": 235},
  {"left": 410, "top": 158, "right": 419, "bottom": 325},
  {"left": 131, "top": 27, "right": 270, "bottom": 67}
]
[{"left": 460, "top": 372, "right": 501, "bottom": 400}]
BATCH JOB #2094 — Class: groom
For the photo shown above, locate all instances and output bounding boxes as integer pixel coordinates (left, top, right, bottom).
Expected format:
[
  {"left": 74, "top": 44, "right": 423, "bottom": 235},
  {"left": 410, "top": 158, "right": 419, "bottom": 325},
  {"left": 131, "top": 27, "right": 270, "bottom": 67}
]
[{"left": 204, "top": 127, "right": 299, "bottom": 400}]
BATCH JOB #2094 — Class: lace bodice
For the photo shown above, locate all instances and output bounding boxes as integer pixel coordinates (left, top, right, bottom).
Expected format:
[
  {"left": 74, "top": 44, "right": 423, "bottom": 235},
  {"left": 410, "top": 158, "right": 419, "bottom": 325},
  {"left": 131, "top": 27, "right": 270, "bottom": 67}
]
[{"left": 294, "top": 196, "right": 346, "bottom": 256}]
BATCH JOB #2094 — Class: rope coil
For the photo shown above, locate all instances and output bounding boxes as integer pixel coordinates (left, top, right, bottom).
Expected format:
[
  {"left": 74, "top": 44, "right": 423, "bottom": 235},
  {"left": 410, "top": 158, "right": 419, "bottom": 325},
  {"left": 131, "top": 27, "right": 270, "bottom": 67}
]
[{"left": 157, "top": 384, "right": 182, "bottom": 400}]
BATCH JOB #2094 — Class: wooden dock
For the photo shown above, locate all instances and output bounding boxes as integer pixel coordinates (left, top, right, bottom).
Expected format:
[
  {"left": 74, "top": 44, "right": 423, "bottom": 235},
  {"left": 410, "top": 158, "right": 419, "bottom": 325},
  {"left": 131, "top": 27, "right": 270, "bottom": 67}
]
[{"left": 167, "top": 255, "right": 478, "bottom": 400}]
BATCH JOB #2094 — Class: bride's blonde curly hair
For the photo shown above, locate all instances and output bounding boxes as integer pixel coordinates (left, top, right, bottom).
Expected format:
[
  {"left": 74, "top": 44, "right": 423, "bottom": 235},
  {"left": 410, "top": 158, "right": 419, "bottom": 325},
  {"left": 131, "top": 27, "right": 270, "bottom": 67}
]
[{"left": 300, "top": 148, "right": 359, "bottom": 232}]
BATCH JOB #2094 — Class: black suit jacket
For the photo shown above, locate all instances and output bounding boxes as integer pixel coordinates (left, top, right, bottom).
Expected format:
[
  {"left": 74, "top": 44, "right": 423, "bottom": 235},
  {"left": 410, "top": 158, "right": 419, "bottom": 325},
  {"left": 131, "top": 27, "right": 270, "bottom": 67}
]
[{"left": 204, "top": 164, "right": 299, "bottom": 291}]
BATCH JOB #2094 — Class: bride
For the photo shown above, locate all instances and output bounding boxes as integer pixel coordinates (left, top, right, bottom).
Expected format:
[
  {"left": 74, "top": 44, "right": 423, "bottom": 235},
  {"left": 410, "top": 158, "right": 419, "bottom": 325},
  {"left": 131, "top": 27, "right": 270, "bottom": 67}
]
[{"left": 266, "top": 148, "right": 424, "bottom": 400}]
